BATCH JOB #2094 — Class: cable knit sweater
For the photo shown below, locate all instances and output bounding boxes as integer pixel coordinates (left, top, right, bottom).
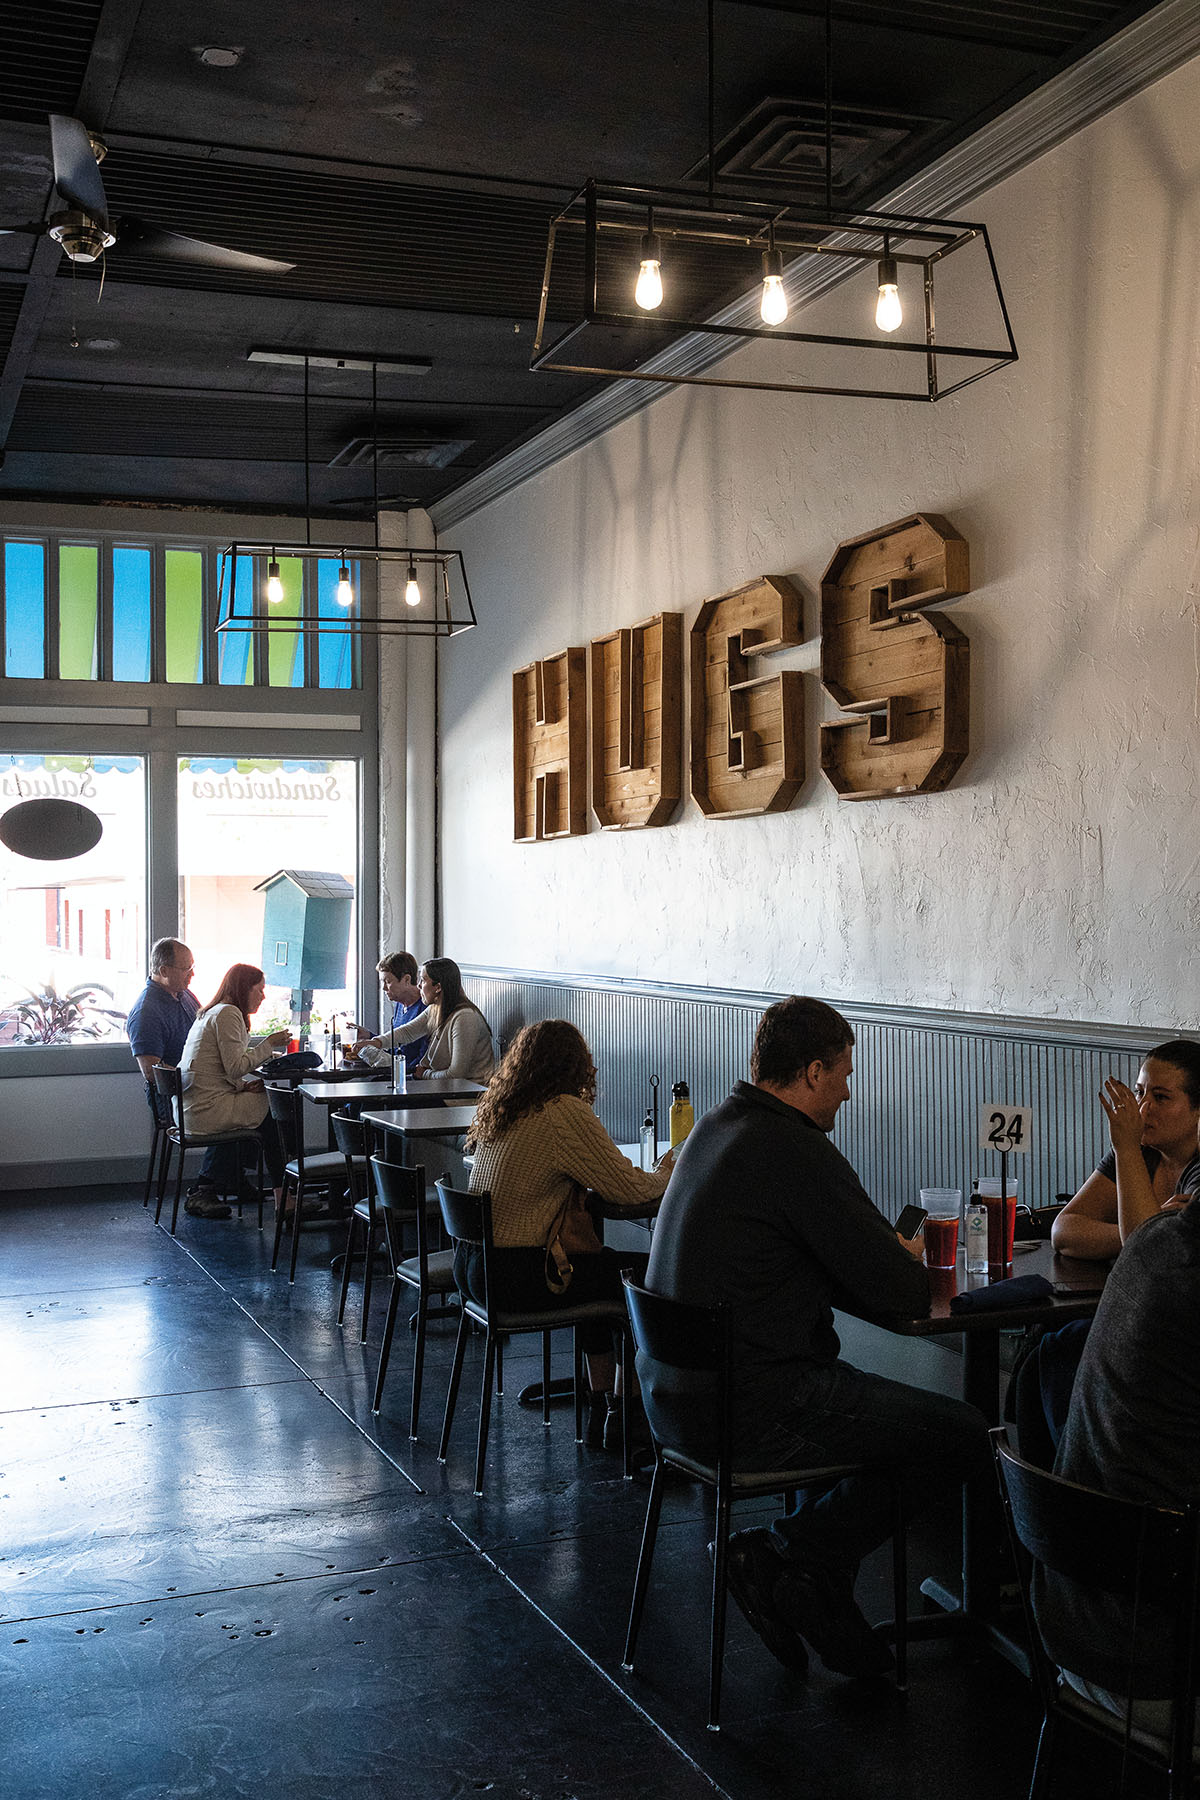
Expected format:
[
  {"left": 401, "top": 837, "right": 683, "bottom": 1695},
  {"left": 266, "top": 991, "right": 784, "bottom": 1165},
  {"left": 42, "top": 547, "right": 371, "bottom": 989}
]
[{"left": 467, "top": 1093, "right": 668, "bottom": 1248}]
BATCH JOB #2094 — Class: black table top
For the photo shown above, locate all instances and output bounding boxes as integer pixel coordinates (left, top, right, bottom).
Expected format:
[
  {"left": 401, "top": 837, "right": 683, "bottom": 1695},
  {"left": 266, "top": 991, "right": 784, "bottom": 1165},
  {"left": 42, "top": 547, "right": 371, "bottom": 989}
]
[
  {"left": 301, "top": 1077, "right": 485, "bottom": 1107},
  {"left": 886, "top": 1239, "right": 1107, "bottom": 1337},
  {"left": 361, "top": 1103, "right": 479, "bottom": 1138}
]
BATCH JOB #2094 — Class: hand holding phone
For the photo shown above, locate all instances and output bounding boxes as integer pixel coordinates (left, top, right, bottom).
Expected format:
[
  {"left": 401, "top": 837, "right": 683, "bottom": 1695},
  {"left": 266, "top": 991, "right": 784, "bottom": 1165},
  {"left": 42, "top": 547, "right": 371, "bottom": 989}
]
[{"left": 894, "top": 1204, "right": 928, "bottom": 1239}]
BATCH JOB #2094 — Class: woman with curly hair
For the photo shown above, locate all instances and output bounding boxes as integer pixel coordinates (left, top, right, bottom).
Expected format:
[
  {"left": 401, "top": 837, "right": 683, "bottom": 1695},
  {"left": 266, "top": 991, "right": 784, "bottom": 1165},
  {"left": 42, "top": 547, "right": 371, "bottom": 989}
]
[
  {"left": 178, "top": 963, "right": 289, "bottom": 1217},
  {"left": 464, "top": 1019, "right": 671, "bottom": 1451}
]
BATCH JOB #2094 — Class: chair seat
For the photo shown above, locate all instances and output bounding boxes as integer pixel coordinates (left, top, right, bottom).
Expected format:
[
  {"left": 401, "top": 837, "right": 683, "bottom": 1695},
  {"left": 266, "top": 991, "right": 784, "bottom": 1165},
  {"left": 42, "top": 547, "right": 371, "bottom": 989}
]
[
  {"left": 396, "top": 1250, "right": 456, "bottom": 1292},
  {"left": 463, "top": 1296, "right": 627, "bottom": 1334},
  {"left": 284, "top": 1150, "right": 357, "bottom": 1179},
  {"left": 170, "top": 1123, "right": 259, "bottom": 1147}
]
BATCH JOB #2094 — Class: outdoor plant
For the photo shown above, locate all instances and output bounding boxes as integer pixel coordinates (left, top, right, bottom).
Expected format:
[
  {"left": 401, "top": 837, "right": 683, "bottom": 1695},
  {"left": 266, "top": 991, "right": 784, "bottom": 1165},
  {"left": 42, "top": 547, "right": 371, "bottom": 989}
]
[{"left": 7, "top": 977, "right": 128, "bottom": 1044}]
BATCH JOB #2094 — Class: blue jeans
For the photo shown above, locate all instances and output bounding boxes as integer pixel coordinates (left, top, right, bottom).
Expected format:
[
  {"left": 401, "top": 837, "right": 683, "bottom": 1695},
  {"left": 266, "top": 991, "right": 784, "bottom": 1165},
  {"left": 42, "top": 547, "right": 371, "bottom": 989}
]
[{"left": 748, "top": 1360, "right": 991, "bottom": 1576}]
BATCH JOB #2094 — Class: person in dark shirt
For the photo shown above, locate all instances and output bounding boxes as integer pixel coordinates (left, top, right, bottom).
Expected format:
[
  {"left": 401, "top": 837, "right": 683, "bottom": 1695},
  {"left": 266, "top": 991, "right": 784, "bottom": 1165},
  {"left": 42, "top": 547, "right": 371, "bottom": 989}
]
[
  {"left": 644, "top": 995, "right": 990, "bottom": 1678},
  {"left": 350, "top": 950, "right": 429, "bottom": 1072},
  {"left": 1037, "top": 1087, "right": 1200, "bottom": 1726}
]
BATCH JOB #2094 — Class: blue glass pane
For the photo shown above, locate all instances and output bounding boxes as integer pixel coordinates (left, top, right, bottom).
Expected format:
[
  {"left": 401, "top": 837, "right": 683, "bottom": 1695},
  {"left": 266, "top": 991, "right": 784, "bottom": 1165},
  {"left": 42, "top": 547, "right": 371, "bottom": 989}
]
[
  {"left": 217, "top": 554, "right": 254, "bottom": 685},
  {"left": 112, "top": 546, "right": 152, "bottom": 681},
  {"left": 317, "top": 559, "right": 356, "bottom": 690},
  {"left": 5, "top": 541, "right": 45, "bottom": 678}
]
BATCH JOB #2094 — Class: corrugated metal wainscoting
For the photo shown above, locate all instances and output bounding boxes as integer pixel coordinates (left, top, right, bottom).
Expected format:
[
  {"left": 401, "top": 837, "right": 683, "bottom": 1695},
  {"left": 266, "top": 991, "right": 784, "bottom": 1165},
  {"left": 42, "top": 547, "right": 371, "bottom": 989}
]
[{"left": 463, "top": 966, "right": 1167, "bottom": 1221}]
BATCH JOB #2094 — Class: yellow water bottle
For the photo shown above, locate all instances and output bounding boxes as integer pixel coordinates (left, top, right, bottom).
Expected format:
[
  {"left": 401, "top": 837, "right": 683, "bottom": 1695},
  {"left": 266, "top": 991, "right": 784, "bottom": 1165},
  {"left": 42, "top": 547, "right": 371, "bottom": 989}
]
[{"left": 669, "top": 1080, "right": 694, "bottom": 1149}]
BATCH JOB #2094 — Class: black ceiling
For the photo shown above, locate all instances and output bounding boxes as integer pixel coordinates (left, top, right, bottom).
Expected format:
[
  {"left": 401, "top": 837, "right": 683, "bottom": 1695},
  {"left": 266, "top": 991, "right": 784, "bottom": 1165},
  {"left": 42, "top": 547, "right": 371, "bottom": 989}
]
[{"left": 0, "top": 1, "right": 1166, "bottom": 518}]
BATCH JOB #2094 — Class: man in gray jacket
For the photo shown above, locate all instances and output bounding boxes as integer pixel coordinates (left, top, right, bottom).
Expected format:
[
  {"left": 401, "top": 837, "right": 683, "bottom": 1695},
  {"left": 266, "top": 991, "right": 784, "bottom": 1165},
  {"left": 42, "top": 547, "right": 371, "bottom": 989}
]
[{"left": 645, "top": 995, "right": 989, "bottom": 1678}]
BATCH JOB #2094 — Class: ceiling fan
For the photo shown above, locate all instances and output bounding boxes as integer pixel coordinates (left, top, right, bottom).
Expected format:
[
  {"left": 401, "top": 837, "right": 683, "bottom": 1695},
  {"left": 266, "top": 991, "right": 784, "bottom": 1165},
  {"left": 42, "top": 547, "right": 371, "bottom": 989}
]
[{"left": 0, "top": 114, "right": 294, "bottom": 273}]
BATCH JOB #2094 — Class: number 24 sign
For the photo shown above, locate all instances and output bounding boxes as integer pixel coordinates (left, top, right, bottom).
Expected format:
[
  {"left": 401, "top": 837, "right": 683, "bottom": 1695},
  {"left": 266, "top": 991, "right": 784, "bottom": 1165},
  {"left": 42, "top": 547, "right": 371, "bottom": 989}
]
[{"left": 979, "top": 1106, "right": 1033, "bottom": 1154}]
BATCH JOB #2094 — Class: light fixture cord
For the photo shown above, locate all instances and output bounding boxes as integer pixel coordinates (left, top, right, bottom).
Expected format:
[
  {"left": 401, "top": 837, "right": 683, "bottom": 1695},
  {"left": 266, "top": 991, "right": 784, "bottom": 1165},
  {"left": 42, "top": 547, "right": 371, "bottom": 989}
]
[
  {"left": 707, "top": 0, "right": 715, "bottom": 208},
  {"left": 303, "top": 353, "right": 311, "bottom": 547},
  {"left": 825, "top": 0, "right": 833, "bottom": 216},
  {"left": 372, "top": 359, "right": 380, "bottom": 551}
]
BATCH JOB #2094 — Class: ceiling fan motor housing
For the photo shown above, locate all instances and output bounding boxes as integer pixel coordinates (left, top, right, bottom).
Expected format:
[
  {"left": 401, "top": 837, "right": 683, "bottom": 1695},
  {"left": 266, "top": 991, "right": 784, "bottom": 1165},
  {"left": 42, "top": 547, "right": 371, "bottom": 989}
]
[{"left": 48, "top": 208, "right": 116, "bottom": 262}]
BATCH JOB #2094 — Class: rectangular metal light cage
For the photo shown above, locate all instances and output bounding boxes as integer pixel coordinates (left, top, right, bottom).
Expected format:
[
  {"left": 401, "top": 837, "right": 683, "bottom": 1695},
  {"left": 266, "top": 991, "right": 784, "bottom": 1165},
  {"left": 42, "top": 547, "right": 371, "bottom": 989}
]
[
  {"left": 215, "top": 544, "right": 477, "bottom": 639},
  {"left": 532, "top": 180, "right": 1018, "bottom": 402}
]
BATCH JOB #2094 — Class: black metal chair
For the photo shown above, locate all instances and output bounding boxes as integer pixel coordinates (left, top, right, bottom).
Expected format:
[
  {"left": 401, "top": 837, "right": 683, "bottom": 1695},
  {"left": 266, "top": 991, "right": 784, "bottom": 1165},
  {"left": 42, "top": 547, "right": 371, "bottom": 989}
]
[
  {"left": 370, "top": 1155, "right": 458, "bottom": 1435},
  {"left": 266, "top": 1082, "right": 360, "bottom": 1282},
  {"left": 620, "top": 1274, "right": 908, "bottom": 1732},
  {"left": 150, "top": 1063, "right": 265, "bottom": 1236},
  {"left": 435, "top": 1180, "right": 634, "bottom": 1494},
  {"left": 142, "top": 1077, "right": 172, "bottom": 1209},
  {"left": 332, "top": 1110, "right": 382, "bottom": 1339},
  {"left": 992, "top": 1426, "right": 1200, "bottom": 1800}
]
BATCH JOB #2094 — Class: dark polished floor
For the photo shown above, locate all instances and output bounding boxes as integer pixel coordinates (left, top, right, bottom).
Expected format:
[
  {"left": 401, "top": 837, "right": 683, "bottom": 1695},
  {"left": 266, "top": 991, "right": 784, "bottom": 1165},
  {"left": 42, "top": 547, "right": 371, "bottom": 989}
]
[{"left": 1, "top": 1185, "right": 1102, "bottom": 1799}]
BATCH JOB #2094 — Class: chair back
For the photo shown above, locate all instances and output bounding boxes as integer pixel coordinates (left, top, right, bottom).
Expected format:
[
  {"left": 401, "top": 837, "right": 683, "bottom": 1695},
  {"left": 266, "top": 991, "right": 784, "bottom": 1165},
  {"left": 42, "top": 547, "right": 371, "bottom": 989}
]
[
  {"left": 991, "top": 1427, "right": 1200, "bottom": 1777},
  {"left": 372, "top": 1155, "right": 429, "bottom": 1267},
  {"left": 436, "top": 1180, "right": 487, "bottom": 1251},
  {"left": 152, "top": 1063, "right": 186, "bottom": 1141},
  {"left": 621, "top": 1275, "right": 731, "bottom": 1468},
  {"left": 331, "top": 1109, "right": 366, "bottom": 1204},
  {"left": 265, "top": 1081, "right": 301, "bottom": 1160}
]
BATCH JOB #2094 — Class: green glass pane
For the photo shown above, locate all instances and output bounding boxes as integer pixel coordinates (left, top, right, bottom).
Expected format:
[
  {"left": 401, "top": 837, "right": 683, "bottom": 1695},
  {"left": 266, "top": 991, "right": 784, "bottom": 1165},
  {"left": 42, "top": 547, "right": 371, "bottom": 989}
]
[
  {"left": 59, "top": 545, "right": 99, "bottom": 680},
  {"left": 165, "top": 549, "right": 204, "bottom": 683},
  {"left": 267, "top": 556, "right": 303, "bottom": 688}
]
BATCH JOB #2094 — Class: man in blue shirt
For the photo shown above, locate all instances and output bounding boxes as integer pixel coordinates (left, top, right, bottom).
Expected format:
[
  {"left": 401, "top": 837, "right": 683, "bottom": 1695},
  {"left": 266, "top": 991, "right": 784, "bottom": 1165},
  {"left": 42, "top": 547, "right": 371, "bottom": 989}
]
[
  {"left": 351, "top": 951, "right": 428, "bottom": 1072},
  {"left": 126, "top": 937, "right": 229, "bottom": 1218}
]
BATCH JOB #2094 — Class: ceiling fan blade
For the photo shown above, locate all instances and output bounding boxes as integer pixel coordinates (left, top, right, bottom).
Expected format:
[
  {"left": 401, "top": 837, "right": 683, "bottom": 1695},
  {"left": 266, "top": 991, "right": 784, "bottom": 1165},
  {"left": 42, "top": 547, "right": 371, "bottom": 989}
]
[
  {"left": 114, "top": 217, "right": 294, "bottom": 273},
  {"left": 0, "top": 222, "right": 44, "bottom": 236},
  {"left": 49, "top": 114, "right": 109, "bottom": 219}
]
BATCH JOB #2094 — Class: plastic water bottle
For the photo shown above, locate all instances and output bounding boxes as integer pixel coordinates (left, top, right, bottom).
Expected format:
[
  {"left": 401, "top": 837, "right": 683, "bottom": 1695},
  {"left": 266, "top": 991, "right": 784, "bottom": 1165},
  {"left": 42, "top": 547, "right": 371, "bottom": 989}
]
[
  {"left": 965, "top": 1184, "right": 988, "bottom": 1275},
  {"left": 639, "top": 1109, "right": 656, "bottom": 1170}
]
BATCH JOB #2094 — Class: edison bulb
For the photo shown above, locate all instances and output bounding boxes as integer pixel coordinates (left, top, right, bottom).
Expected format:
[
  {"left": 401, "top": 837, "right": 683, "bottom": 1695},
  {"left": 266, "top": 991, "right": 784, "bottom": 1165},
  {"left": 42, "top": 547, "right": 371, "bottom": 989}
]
[
  {"left": 266, "top": 559, "right": 284, "bottom": 604},
  {"left": 635, "top": 257, "right": 663, "bottom": 310},
  {"left": 760, "top": 274, "right": 788, "bottom": 326},
  {"left": 336, "top": 565, "right": 354, "bottom": 607},
  {"left": 875, "top": 282, "right": 902, "bottom": 332},
  {"left": 404, "top": 570, "right": 421, "bottom": 607},
  {"left": 635, "top": 228, "right": 663, "bottom": 310}
]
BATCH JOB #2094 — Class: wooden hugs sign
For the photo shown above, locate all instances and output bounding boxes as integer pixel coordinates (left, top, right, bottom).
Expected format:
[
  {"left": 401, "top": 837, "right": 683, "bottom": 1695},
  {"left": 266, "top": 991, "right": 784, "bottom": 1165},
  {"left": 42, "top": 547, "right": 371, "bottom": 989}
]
[{"left": 512, "top": 513, "right": 971, "bottom": 840}]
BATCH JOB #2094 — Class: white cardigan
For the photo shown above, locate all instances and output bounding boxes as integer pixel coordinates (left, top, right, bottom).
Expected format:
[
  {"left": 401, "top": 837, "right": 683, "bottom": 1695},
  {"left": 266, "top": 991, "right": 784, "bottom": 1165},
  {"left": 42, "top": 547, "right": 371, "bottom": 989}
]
[
  {"left": 178, "top": 1003, "right": 275, "bottom": 1132},
  {"left": 391, "top": 1001, "right": 495, "bottom": 1082}
]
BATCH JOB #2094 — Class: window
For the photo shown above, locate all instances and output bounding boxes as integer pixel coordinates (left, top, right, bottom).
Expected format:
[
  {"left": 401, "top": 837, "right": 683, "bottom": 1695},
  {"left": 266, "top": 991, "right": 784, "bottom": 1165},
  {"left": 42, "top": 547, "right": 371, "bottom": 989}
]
[
  {"left": 0, "top": 534, "right": 360, "bottom": 690},
  {"left": 177, "top": 757, "right": 359, "bottom": 1037},
  {"left": 0, "top": 754, "right": 146, "bottom": 1045}
]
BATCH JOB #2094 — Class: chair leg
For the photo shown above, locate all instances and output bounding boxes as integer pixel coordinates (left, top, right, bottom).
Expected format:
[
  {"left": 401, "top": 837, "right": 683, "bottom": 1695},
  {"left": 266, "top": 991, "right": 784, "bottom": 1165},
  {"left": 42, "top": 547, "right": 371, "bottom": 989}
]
[
  {"left": 336, "top": 1211, "right": 361, "bottom": 1327},
  {"left": 360, "top": 1222, "right": 377, "bottom": 1341},
  {"left": 372, "top": 1274, "right": 403, "bottom": 1414},
  {"left": 622, "top": 1454, "right": 667, "bottom": 1670},
  {"left": 288, "top": 1176, "right": 306, "bottom": 1284},
  {"left": 410, "top": 1288, "right": 428, "bottom": 1440},
  {"left": 153, "top": 1132, "right": 173, "bottom": 1225},
  {"left": 573, "top": 1333, "right": 584, "bottom": 1443},
  {"left": 270, "top": 1175, "right": 293, "bottom": 1272},
  {"left": 495, "top": 1334, "right": 504, "bottom": 1396},
  {"left": 474, "top": 1331, "right": 498, "bottom": 1496},
  {"left": 709, "top": 1482, "right": 732, "bottom": 1731},
  {"left": 438, "top": 1310, "right": 472, "bottom": 1462},
  {"left": 255, "top": 1139, "right": 265, "bottom": 1232},
  {"left": 168, "top": 1142, "right": 185, "bottom": 1236},
  {"left": 143, "top": 1125, "right": 161, "bottom": 1207},
  {"left": 1028, "top": 1715, "right": 1055, "bottom": 1800},
  {"left": 542, "top": 1332, "right": 552, "bottom": 1427},
  {"left": 891, "top": 1481, "right": 908, "bottom": 1692}
]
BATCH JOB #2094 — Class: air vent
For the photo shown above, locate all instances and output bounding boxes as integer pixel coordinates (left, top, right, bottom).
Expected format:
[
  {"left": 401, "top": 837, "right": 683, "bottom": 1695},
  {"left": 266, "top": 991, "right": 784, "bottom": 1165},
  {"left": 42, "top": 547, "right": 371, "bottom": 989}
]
[
  {"left": 687, "top": 98, "right": 946, "bottom": 207},
  {"left": 329, "top": 436, "right": 472, "bottom": 471}
]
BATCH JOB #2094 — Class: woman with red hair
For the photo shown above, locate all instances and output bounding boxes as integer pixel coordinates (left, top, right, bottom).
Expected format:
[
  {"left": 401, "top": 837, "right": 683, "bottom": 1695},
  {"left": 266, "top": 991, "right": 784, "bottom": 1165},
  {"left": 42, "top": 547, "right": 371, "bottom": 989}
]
[{"left": 178, "top": 963, "right": 289, "bottom": 1218}]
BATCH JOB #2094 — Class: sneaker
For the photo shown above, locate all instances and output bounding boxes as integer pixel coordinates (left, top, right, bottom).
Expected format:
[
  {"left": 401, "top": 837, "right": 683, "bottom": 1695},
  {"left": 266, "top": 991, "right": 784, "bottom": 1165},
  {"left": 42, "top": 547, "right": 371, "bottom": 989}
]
[
  {"left": 184, "top": 1191, "right": 232, "bottom": 1220},
  {"left": 714, "top": 1530, "right": 809, "bottom": 1672},
  {"left": 773, "top": 1556, "right": 893, "bottom": 1679}
]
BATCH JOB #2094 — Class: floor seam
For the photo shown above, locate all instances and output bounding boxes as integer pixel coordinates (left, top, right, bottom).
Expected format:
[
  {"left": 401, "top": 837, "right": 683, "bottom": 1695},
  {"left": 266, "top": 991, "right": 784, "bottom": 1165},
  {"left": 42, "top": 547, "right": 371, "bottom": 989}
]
[{"left": 446, "top": 1514, "right": 736, "bottom": 1798}]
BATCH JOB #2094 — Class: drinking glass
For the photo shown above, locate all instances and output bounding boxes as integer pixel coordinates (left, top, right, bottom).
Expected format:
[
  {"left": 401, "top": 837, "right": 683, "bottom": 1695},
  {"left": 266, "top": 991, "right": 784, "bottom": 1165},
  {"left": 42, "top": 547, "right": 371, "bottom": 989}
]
[
  {"left": 978, "top": 1177, "right": 1018, "bottom": 1273},
  {"left": 920, "top": 1187, "right": 962, "bottom": 1269}
]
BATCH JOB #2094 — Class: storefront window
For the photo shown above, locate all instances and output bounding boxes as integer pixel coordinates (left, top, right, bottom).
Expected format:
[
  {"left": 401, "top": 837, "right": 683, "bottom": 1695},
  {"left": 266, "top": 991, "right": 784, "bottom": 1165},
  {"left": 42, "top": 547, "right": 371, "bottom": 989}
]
[
  {"left": 176, "top": 755, "right": 359, "bottom": 1041},
  {"left": 0, "top": 754, "right": 146, "bottom": 1045}
]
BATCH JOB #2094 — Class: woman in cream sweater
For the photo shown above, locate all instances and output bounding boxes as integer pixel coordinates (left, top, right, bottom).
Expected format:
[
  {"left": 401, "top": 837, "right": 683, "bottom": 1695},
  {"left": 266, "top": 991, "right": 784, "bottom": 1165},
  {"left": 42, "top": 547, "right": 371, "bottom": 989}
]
[
  {"left": 465, "top": 1019, "right": 671, "bottom": 1450},
  {"left": 359, "top": 957, "right": 494, "bottom": 1082},
  {"left": 179, "top": 962, "right": 289, "bottom": 1203}
]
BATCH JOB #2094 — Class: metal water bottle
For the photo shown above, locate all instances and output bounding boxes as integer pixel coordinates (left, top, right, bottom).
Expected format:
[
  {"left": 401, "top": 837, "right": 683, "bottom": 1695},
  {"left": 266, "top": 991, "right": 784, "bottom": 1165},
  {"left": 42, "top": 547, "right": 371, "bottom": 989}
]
[{"left": 669, "top": 1080, "right": 694, "bottom": 1149}]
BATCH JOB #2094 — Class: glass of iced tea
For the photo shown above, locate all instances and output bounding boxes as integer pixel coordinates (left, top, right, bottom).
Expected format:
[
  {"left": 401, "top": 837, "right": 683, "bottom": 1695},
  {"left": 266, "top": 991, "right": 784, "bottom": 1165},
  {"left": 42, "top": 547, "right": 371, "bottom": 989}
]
[
  {"left": 978, "top": 1178, "right": 1018, "bottom": 1275},
  {"left": 920, "top": 1188, "right": 962, "bottom": 1268}
]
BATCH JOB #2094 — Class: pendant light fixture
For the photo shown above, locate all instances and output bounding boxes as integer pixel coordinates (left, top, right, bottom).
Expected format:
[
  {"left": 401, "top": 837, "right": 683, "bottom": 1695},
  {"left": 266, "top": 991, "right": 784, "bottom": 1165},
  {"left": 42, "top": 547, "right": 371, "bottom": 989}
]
[
  {"left": 532, "top": 0, "right": 1016, "bottom": 401},
  {"left": 216, "top": 356, "right": 477, "bottom": 642}
]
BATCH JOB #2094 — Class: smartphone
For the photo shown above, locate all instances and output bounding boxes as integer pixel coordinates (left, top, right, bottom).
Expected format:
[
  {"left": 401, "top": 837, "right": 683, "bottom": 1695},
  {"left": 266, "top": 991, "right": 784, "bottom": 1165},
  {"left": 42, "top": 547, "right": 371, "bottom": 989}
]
[
  {"left": 895, "top": 1204, "right": 928, "bottom": 1238},
  {"left": 1052, "top": 1280, "right": 1106, "bottom": 1297}
]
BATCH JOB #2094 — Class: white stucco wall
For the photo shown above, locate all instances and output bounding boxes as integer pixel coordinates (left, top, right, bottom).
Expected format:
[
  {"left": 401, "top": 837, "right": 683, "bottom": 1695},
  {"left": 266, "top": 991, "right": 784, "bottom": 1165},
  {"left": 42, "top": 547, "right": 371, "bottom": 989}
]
[{"left": 436, "top": 54, "right": 1200, "bottom": 1029}]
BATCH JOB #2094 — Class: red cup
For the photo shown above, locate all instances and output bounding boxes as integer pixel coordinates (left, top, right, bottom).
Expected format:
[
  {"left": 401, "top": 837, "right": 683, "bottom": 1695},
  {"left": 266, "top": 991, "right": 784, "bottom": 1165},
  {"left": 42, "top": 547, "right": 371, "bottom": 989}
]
[
  {"left": 923, "top": 1215, "right": 959, "bottom": 1270},
  {"left": 983, "top": 1194, "right": 1017, "bottom": 1273},
  {"left": 287, "top": 1037, "right": 300, "bottom": 1054}
]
